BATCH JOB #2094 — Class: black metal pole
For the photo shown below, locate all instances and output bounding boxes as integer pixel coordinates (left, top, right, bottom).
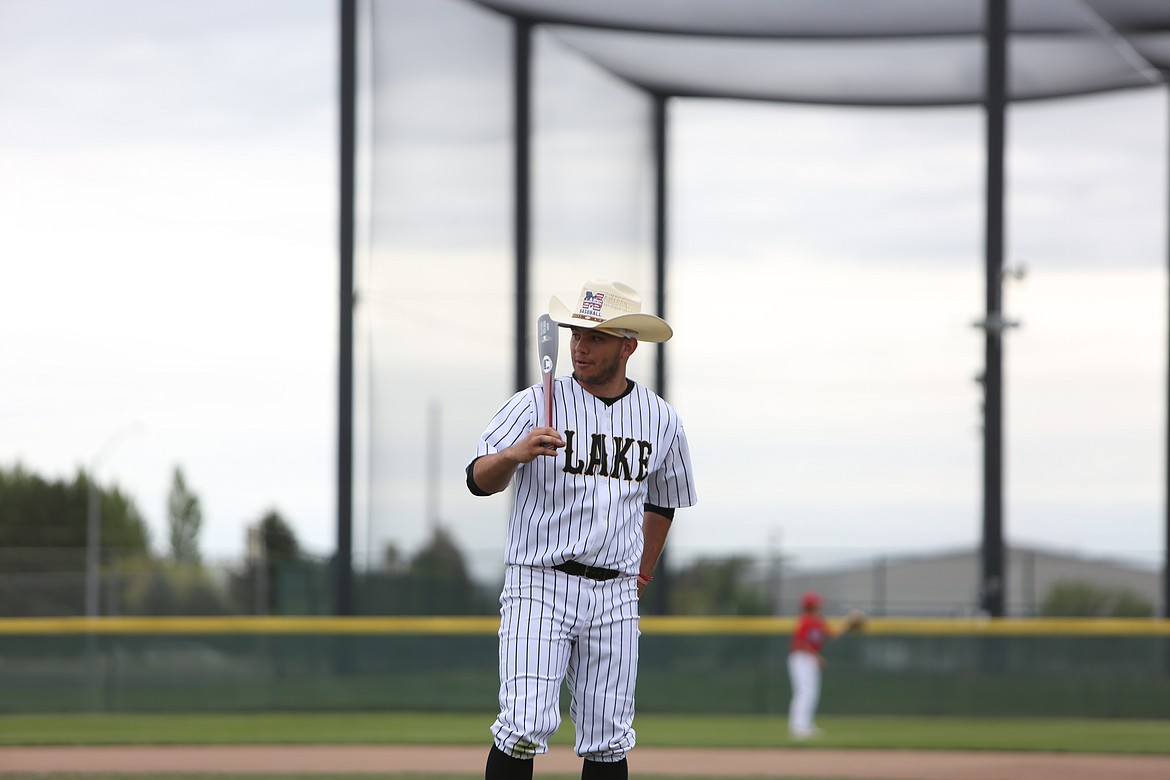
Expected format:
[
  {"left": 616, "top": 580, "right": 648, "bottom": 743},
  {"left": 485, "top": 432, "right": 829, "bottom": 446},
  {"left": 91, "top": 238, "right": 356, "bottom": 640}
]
[
  {"left": 980, "top": 0, "right": 1008, "bottom": 618},
  {"left": 651, "top": 92, "right": 670, "bottom": 616},
  {"left": 653, "top": 93, "right": 668, "bottom": 400},
  {"left": 336, "top": 0, "right": 357, "bottom": 616},
  {"left": 513, "top": 20, "right": 532, "bottom": 393},
  {"left": 1165, "top": 85, "right": 1170, "bottom": 619}
]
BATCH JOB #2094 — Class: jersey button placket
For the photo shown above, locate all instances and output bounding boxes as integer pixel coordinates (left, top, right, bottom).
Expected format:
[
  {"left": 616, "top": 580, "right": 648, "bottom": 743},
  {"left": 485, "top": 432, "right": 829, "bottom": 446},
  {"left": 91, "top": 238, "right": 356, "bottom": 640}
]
[{"left": 586, "top": 405, "right": 614, "bottom": 555}]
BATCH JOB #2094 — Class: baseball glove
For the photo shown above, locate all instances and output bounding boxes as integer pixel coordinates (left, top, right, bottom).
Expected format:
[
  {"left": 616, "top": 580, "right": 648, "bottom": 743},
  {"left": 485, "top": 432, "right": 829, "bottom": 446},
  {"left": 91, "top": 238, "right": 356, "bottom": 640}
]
[{"left": 842, "top": 609, "right": 868, "bottom": 633}]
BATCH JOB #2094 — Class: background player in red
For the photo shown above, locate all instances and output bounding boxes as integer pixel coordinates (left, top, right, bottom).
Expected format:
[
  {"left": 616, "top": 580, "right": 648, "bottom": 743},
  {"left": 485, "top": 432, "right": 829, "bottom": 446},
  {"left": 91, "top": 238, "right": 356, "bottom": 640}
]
[
  {"left": 788, "top": 591, "right": 831, "bottom": 738},
  {"left": 468, "top": 279, "right": 698, "bottom": 780},
  {"left": 787, "top": 590, "right": 868, "bottom": 739}
]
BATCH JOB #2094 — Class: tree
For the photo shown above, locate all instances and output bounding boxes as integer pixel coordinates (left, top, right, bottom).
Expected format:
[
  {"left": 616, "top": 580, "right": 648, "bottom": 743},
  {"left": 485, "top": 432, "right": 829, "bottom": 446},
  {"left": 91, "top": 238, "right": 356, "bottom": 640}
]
[
  {"left": 257, "top": 509, "right": 305, "bottom": 610},
  {"left": 403, "top": 527, "right": 494, "bottom": 614},
  {"left": 229, "top": 509, "right": 307, "bottom": 614},
  {"left": 114, "top": 558, "right": 232, "bottom": 616},
  {"left": 409, "top": 527, "right": 470, "bottom": 583},
  {"left": 0, "top": 462, "right": 151, "bottom": 616},
  {"left": 0, "top": 463, "right": 150, "bottom": 551},
  {"left": 166, "top": 466, "right": 202, "bottom": 563},
  {"left": 1040, "top": 581, "right": 1154, "bottom": 618},
  {"left": 669, "top": 556, "right": 771, "bottom": 615},
  {"left": 353, "top": 528, "right": 496, "bottom": 615},
  {"left": 258, "top": 510, "right": 300, "bottom": 560}
]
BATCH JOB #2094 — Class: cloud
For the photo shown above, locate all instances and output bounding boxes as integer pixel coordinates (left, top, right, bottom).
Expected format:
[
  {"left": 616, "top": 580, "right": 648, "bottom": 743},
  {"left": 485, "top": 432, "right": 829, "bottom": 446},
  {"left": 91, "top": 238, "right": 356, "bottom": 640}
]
[{"left": 3, "top": 0, "right": 1165, "bottom": 577}]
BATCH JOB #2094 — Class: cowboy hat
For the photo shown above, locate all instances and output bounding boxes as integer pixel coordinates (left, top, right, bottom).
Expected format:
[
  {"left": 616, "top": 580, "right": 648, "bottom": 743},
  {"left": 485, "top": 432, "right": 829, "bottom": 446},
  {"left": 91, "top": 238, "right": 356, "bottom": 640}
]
[{"left": 548, "top": 280, "right": 673, "bottom": 343}]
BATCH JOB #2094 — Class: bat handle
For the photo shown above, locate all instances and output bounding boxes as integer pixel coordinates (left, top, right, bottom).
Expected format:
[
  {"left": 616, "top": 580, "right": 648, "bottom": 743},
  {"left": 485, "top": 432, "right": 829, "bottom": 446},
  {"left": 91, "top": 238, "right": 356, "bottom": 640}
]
[{"left": 543, "top": 375, "right": 554, "bottom": 430}]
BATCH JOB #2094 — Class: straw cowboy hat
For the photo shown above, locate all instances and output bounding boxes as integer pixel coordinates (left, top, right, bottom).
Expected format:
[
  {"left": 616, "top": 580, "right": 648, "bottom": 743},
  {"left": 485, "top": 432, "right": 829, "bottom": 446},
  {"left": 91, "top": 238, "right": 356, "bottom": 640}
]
[{"left": 548, "top": 280, "right": 673, "bottom": 343}]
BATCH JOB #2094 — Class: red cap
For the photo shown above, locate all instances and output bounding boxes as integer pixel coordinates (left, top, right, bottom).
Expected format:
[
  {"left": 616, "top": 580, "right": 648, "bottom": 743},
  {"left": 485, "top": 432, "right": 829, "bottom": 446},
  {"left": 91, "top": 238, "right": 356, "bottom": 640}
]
[{"left": 801, "top": 591, "right": 822, "bottom": 609}]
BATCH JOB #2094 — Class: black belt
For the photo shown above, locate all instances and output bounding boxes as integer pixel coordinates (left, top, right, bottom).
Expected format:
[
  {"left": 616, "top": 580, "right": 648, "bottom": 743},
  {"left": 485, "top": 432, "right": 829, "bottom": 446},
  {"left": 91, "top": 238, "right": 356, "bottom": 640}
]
[{"left": 552, "top": 560, "right": 623, "bottom": 581}]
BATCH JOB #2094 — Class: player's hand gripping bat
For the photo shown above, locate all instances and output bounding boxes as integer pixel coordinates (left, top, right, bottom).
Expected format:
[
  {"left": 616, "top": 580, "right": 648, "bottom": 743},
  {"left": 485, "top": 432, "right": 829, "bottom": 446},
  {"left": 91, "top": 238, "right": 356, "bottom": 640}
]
[{"left": 537, "top": 314, "right": 558, "bottom": 431}]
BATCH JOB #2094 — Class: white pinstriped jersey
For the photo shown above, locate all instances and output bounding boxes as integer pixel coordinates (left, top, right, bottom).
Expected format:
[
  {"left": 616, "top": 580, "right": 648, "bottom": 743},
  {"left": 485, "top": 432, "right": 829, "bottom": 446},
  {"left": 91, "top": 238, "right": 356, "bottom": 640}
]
[{"left": 472, "top": 375, "right": 697, "bottom": 573}]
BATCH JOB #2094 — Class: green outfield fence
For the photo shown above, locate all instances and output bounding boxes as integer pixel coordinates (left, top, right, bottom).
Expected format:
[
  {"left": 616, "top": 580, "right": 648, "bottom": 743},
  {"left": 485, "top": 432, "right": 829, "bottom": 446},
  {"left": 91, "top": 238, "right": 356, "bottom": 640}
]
[{"left": 2, "top": 617, "right": 1169, "bottom": 718}]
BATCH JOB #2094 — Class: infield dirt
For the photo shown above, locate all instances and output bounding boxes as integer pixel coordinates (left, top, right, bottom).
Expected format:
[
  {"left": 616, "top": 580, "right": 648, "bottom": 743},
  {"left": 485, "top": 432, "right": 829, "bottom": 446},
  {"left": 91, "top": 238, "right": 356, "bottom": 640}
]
[{"left": 3, "top": 745, "right": 1170, "bottom": 779}]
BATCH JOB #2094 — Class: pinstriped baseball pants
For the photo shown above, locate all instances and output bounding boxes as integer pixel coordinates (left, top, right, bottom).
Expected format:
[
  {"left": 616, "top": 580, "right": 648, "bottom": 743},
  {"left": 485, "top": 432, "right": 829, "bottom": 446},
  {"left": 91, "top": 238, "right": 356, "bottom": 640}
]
[{"left": 491, "top": 564, "right": 640, "bottom": 762}]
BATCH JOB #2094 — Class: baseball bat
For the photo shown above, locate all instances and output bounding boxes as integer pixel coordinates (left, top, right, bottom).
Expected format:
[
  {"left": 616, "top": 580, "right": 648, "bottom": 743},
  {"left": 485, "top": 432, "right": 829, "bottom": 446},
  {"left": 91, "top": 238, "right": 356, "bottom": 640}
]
[{"left": 537, "top": 314, "right": 558, "bottom": 430}]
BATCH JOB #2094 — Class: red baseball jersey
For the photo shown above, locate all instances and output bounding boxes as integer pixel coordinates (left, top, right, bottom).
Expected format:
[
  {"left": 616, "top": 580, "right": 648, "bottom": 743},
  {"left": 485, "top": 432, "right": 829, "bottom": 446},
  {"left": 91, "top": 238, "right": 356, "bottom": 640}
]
[{"left": 790, "top": 613, "right": 833, "bottom": 653}]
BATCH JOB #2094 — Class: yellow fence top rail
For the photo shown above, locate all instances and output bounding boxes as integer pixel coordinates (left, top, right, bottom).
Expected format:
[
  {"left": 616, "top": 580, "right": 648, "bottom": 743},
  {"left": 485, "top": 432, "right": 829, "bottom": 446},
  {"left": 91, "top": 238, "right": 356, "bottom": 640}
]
[{"left": 0, "top": 616, "right": 1168, "bottom": 636}]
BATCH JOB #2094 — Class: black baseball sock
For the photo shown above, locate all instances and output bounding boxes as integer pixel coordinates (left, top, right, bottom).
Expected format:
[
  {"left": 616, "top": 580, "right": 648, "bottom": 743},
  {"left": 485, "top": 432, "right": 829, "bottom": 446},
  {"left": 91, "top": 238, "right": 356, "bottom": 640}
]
[
  {"left": 581, "top": 757, "right": 628, "bottom": 780},
  {"left": 486, "top": 744, "right": 534, "bottom": 780}
]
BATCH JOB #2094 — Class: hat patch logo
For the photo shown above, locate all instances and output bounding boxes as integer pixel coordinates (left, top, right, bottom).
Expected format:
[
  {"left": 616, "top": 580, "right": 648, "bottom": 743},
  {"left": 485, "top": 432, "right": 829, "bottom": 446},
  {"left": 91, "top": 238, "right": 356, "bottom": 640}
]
[{"left": 577, "top": 290, "right": 605, "bottom": 323}]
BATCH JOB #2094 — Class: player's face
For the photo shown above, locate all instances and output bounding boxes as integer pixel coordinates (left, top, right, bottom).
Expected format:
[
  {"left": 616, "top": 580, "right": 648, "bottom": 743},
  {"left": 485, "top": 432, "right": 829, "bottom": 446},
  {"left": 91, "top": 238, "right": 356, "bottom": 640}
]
[{"left": 569, "top": 327, "right": 632, "bottom": 390}]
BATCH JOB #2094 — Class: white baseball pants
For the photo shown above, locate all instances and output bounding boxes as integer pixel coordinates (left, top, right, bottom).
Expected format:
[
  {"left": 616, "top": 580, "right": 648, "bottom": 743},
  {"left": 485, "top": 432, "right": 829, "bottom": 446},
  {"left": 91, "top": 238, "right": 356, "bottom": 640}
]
[
  {"left": 491, "top": 564, "right": 640, "bottom": 762},
  {"left": 787, "top": 650, "right": 822, "bottom": 735}
]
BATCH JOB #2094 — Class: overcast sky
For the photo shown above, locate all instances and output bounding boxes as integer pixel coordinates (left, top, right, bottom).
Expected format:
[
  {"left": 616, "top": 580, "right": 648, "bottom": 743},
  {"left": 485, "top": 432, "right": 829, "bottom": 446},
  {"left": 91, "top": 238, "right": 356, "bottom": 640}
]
[
  {"left": 1, "top": 0, "right": 1166, "bottom": 580},
  {"left": 1, "top": 0, "right": 337, "bottom": 560}
]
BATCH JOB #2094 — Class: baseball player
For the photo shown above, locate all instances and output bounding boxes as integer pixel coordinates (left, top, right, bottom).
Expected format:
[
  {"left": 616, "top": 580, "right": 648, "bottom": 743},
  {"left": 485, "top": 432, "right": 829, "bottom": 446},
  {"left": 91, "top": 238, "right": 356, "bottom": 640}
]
[
  {"left": 787, "top": 591, "right": 865, "bottom": 739},
  {"left": 467, "top": 279, "right": 697, "bottom": 780}
]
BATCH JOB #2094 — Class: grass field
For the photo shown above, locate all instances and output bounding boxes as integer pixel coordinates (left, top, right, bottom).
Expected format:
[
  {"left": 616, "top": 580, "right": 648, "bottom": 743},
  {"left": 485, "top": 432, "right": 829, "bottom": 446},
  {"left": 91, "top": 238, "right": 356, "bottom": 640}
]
[{"left": 3, "top": 711, "right": 1170, "bottom": 754}]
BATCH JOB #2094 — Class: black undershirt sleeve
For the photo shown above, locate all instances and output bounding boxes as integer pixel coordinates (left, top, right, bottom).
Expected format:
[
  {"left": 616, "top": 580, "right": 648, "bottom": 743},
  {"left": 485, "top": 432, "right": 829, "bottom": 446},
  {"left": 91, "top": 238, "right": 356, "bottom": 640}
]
[
  {"left": 644, "top": 504, "right": 675, "bottom": 520},
  {"left": 465, "top": 457, "right": 492, "bottom": 497}
]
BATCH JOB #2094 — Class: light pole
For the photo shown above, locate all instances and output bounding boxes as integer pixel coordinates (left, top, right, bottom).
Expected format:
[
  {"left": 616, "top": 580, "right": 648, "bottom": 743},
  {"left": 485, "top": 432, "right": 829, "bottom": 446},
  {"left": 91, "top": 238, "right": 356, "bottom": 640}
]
[{"left": 85, "top": 422, "right": 143, "bottom": 618}]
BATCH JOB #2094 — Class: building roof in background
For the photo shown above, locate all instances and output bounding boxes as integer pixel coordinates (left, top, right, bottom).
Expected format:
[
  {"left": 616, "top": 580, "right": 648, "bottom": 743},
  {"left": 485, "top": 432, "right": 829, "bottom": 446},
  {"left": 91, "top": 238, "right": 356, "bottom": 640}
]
[
  {"left": 782, "top": 545, "right": 1161, "bottom": 617},
  {"left": 473, "top": 0, "right": 1170, "bottom": 105}
]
